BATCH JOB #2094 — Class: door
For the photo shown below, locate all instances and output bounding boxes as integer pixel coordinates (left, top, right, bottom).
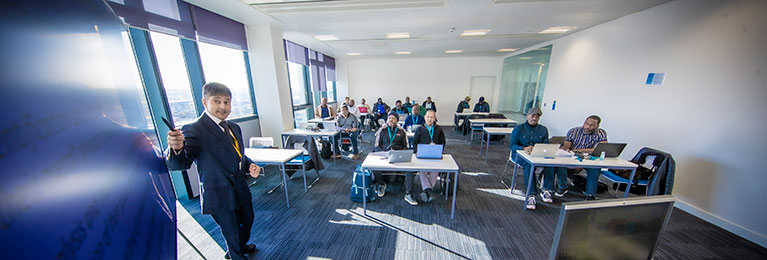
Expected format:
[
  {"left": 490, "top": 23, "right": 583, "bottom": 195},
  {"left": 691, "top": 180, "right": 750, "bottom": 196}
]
[{"left": 470, "top": 76, "right": 496, "bottom": 111}]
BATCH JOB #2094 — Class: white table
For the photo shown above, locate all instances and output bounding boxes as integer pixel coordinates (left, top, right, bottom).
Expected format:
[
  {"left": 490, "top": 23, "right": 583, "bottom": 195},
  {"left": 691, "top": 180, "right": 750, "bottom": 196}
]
[
  {"left": 454, "top": 112, "right": 489, "bottom": 130},
  {"left": 244, "top": 148, "right": 305, "bottom": 208},
  {"left": 281, "top": 129, "right": 341, "bottom": 166},
  {"left": 467, "top": 118, "right": 516, "bottom": 142},
  {"left": 307, "top": 117, "right": 335, "bottom": 124},
  {"left": 513, "top": 150, "right": 638, "bottom": 210},
  {"left": 360, "top": 154, "right": 461, "bottom": 219},
  {"left": 480, "top": 127, "right": 515, "bottom": 162}
]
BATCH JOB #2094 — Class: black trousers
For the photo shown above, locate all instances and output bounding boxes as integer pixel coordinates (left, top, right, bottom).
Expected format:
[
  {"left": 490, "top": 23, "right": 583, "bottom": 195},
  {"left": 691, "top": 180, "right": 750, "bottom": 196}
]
[
  {"left": 373, "top": 172, "right": 415, "bottom": 194},
  {"left": 372, "top": 113, "right": 386, "bottom": 129},
  {"left": 211, "top": 206, "right": 255, "bottom": 260}
]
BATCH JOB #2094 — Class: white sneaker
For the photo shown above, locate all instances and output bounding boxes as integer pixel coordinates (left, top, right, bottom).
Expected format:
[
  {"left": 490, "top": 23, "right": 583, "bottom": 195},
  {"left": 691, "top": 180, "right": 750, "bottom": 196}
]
[
  {"left": 541, "top": 190, "right": 553, "bottom": 203},
  {"left": 404, "top": 194, "right": 418, "bottom": 206},
  {"left": 526, "top": 196, "right": 536, "bottom": 210},
  {"left": 376, "top": 183, "right": 387, "bottom": 197}
]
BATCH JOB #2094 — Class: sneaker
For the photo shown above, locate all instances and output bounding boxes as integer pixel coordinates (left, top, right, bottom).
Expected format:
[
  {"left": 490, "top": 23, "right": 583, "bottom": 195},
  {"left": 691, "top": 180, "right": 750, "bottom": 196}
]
[
  {"left": 526, "top": 196, "right": 536, "bottom": 210},
  {"left": 404, "top": 194, "right": 418, "bottom": 206},
  {"left": 585, "top": 195, "right": 598, "bottom": 201},
  {"left": 541, "top": 190, "right": 553, "bottom": 203},
  {"left": 376, "top": 183, "right": 387, "bottom": 197},
  {"left": 555, "top": 187, "right": 569, "bottom": 198},
  {"left": 351, "top": 154, "right": 359, "bottom": 160},
  {"left": 427, "top": 189, "right": 435, "bottom": 202}
]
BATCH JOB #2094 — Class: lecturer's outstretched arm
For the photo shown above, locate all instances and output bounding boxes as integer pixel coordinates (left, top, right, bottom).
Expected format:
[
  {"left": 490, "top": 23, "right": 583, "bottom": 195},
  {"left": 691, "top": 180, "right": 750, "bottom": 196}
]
[{"left": 165, "top": 126, "right": 198, "bottom": 171}]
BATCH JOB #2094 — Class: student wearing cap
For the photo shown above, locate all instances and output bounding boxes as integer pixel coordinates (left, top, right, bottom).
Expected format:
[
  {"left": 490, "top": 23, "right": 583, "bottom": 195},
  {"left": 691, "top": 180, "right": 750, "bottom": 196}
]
[
  {"left": 422, "top": 96, "right": 437, "bottom": 112},
  {"left": 509, "top": 107, "right": 566, "bottom": 210},
  {"left": 373, "top": 112, "right": 410, "bottom": 201},
  {"left": 413, "top": 110, "right": 446, "bottom": 203},
  {"left": 473, "top": 96, "right": 490, "bottom": 112},
  {"left": 403, "top": 105, "right": 425, "bottom": 130}
]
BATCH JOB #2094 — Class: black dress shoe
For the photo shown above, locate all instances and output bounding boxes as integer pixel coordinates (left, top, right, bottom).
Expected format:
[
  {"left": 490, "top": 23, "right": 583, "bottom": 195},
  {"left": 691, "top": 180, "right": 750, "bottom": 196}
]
[
  {"left": 243, "top": 244, "right": 257, "bottom": 254},
  {"left": 224, "top": 252, "right": 231, "bottom": 259}
]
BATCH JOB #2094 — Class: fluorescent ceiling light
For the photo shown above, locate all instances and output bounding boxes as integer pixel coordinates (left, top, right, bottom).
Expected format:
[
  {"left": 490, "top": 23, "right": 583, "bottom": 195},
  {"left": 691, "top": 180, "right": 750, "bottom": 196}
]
[
  {"left": 539, "top": 26, "right": 576, "bottom": 34},
  {"left": 445, "top": 50, "right": 463, "bottom": 54},
  {"left": 313, "top": 35, "right": 339, "bottom": 41},
  {"left": 460, "top": 29, "right": 491, "bottom": 37},
  {"left": 497, "top": 48, "right": 518, "bottom": 52},
  {"left": 395, "top": 51, "right": 411, "bottom": 55},
  {"left": 347, "top": 53, "right": 361, "bottom": 56},
  {"left": 386, "top": 32, "right": 410, "bottom": 39},
  {"left": 518, "top": 57, "right": 532, "bottom": 60}
]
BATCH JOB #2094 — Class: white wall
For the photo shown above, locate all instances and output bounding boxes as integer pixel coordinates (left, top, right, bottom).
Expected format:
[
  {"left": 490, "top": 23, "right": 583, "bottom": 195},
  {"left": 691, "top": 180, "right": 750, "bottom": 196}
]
[
  {"left": 347, "top": 57, "right": 503, "bottom": 125},
  {"left": 527, "top": 0, "right": 766, "bottom": 246}
]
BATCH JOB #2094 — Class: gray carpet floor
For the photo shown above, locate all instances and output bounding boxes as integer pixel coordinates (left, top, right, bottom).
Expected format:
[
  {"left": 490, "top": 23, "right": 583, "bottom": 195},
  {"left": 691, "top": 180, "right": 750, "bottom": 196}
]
[{"left": 178, "top": 126, "right": 766, "bottom": 259}]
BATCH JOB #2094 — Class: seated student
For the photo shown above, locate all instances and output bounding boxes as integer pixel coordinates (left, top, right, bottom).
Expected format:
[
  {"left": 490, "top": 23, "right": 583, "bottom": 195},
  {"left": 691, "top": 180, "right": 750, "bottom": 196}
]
[
  {"left": 509, "top": 107, "right": 566, "bottom": 210},
  {"left": 473, "top": 96, "right": 490, "bottom": 112},
  {"left": 372, "top": 98, "right": 390, "bottom": 129},
  {"left": 403, "top": 96, "right": 413, "bottom": 113},
  {"left": 402, "top": 105, "right": 425, "bottom": 130},
  {"left": 422, "top": 96, "right": 437, "bottom": 112},
  {"left": 348, "top": 99, "right": 360, "bottom": 118},
  {"left": 334, "top": 105, "right": 360, "bottom": 160},
  {"left": 556, "top": 115, "right": 608, "bottom": 201},
  {"left": 392, "top": 100, "right": 409, "bottom": 114},
  {"left": 314, "top": 97, "right": 336, "bottom": 119},
  {"left": 413, "top": 110, "right": 446, "bottom": 203},
  {"left": 373, "top": 112, "right": 412, "bottom": 204},
  {"left": 339, "top": 96, "right": 350, "bottom": 112},
  {"left": 456, "top": 96, "right": 471, "bottom": 113}
]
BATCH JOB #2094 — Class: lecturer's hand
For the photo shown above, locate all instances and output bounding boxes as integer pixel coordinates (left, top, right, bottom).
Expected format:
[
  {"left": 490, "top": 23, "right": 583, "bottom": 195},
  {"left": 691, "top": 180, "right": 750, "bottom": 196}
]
[
  {"left": 167, "top": 129, "right": 184, "bottom": 151},
  {"left": 249, "top": 164, "right": 262, "bottom": 178}
]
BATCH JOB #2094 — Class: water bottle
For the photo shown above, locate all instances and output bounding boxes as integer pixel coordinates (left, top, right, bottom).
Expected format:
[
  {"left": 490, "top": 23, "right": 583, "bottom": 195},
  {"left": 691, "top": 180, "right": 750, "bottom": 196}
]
[{"left": 599, "top": 151, "right": 606, "bottom": 160}]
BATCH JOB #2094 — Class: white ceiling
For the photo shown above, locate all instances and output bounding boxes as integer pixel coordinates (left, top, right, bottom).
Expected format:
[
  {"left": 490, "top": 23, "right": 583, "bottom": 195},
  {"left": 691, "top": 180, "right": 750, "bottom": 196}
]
[{"left": 241, "top": 0, "right": 671, "bottom": 58}]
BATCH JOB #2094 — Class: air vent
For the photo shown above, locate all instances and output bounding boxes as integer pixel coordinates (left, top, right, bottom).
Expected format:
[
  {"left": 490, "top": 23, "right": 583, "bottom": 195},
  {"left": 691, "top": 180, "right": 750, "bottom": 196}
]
[{"left": 241, "top": 0, "right": 448, "bottom": 14}]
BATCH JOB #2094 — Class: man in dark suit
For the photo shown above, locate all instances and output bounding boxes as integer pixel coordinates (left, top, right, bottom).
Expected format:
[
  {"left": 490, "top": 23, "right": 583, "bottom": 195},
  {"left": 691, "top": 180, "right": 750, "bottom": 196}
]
[{"left": 166, "top": 82, "right": 261, "bottom": 260}]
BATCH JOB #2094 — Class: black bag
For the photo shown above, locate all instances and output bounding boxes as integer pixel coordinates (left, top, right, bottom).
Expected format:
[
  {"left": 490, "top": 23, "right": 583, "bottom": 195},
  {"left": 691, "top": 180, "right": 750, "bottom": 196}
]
[
  {"left": 571, "top": 174, "right": 609, "bottom": 194},
  {"left": 320, "top": 139, "right": 332, "bottom": 159}
]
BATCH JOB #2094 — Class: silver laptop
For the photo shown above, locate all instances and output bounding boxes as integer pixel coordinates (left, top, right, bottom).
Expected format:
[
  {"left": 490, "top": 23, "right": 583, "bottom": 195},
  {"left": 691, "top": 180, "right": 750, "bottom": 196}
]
[
  {"left": 530, "top": 143, "right": 560, "bottom": 157},
  {"left": 388, "top": 150, "right": 413, "bottom": 163},
  {"left": 321, "top": 121, "right": 338, "bottom": 131},
  {"left": 416, "top": 144, "right": 443, "bottom": 159}
]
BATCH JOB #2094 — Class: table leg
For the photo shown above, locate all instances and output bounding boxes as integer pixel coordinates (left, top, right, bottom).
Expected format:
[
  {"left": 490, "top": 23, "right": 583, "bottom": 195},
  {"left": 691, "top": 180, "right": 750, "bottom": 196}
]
[
  {"left": 510, "top": 158, "right": 518, "bottom": 193},
  {"left": 624, "top": 167, "right": 638, "bottom": 198},
  {"left": 281, "top": 134, "right": 287, "bottom": 149},
  {"left": 524, "top": 163, "right": 535, "bottom": 211},
  {"left": 281, "top": 164, "right": 290, "bottom": 208},
  {"left": 484, "top": 133, "right": 491, "bottom": 162},
  {"left": 479, "top": 130, "right": 484, "bottom": 152},
  {"left": 333, "top": 133, "right": 338, "bottom": 166},
  {"left": 362, "top": 167, "right": 367, "bottom": 216},
  {"left": 451, "top": 171, "right": 459, "bottom": 219},
  {"left": 302, "top": 158, "right": 307, "bottom": 192}
]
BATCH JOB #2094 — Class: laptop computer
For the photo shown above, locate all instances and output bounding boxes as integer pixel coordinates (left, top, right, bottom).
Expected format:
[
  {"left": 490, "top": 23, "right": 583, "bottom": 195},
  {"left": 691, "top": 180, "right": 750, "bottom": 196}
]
[
  {"left": 358, "top": 106, "right": 369, "bottom": 113},
  {"left": 416, "top": 144, "right": 443, "bottom": 159},
  {"left": 530, "top": 143, "right": 560, "bottom": 158},
  {"left": 388, "top": 150, "right": 413, "bottom": 163},
  {"left": 321, "top": 121, "right": 338, "bottom": 131},
  {"left": 590, "top": 143, "right": 627, "bottom": 158}
]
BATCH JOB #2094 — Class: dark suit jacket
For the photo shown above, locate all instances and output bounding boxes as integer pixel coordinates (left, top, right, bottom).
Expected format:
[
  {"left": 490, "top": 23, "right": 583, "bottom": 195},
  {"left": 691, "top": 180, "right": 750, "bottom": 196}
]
[{"left": 165, "top": 113, "right": 253, "bottom": 214}]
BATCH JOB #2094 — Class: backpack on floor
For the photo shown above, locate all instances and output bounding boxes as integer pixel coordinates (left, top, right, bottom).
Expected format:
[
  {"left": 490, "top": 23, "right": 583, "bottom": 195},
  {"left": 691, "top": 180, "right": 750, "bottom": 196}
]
[
  {"left": 320, "top": 139, "right": 332, "bottom": 159},
  {"left": 350, "top": 165, "right": 376, "bottom": 202}
]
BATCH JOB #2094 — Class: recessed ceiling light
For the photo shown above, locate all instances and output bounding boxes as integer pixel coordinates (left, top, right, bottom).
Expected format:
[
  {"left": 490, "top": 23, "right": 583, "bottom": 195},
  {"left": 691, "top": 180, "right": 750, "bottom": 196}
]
[
  {"left": 386, "top": 32, "right": 410, "bottom": 39},
  {"left": 497, "top": 48, "right": 518, "bottom": 52},
  {"left": 460, "top": 29, "right": 491, "bottom": 37},
  {"left": 395, "top": 51, "right": 411, "bottom": 55},
  {"left": 519, "top": 57, "right": 532, "bottom": 60},
  {"left": 313, "top": 35, "right": 339, "bottom": 41},
  {"left": 445, "top": 50, "right": 463, "bottom": 54},
  {"left": 347, "top": 53, "right": 361, "bottom": 56},
  {"left": 539, "top": 26, "right": 576, "bottom": 34}
]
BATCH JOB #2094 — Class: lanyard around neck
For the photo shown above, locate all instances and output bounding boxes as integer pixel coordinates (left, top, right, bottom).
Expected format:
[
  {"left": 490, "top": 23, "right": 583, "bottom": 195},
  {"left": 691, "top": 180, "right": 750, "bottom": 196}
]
[
  {"left": 387, "top": 126, "right": 396, "bottom": 144},
  {"left": 426, "top": 125, "right": 434, "bottom": 142}
]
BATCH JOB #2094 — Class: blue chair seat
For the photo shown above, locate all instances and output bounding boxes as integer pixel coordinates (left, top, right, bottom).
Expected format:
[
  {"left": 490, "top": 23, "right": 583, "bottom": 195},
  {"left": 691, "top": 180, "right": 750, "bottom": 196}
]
[
  {"left": 601, "top": 170, "right": 648, "bottom": 185},
  {"left": 288, "top": 155, "right": 312, "bottom": 164}
]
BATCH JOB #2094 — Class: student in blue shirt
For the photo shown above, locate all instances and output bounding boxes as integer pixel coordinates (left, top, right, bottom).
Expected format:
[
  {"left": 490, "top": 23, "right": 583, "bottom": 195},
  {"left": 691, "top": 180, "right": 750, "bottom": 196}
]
[
  {"left": 509, "top": 107, "right": 566, "bottom": 210},
  {"left": 473, "top": 96, "right": 490, "bottom": 112},
  {"left": 313, "top": 97, "right": 336, "bottom": 119},
  {"left": 402, "top": 105, "right": 424, "bottom": 130},
  {"left": 557, "top": 115, "right": 608, "bottom": 201},
  {"left": 372, "top": 98, "right": 390, "bottom": 129}
]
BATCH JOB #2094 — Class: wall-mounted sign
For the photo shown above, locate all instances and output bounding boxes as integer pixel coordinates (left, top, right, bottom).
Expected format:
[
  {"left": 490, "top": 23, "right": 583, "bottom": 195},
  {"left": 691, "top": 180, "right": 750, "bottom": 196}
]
[{"left": 646, "top": 73, "right": 666, "bottom": 86}]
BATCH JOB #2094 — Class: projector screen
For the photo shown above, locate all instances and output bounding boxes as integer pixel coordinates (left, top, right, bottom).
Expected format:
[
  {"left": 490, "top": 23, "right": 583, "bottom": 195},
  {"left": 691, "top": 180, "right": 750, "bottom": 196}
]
[
  {"left": 0, "top": 0, "right": 176, "bottom": 258},
  {"left": 549, "top": 196, "right": 675, "bottom": 260}
]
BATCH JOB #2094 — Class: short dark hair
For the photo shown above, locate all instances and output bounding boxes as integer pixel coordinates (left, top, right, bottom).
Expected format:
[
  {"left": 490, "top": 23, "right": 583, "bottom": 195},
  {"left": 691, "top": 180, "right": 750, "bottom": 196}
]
[
  {"left": 202, "top": 82, "right": 231, "bottom": 99},
  {"left": 341, "top": 105, "right": 349, "bottom": 110},
  {"left": 586, "top": 115, "right": 601, "bottom": 124},
  {"left": 396, "top": 100, "right": 402, "bottom": 104}
]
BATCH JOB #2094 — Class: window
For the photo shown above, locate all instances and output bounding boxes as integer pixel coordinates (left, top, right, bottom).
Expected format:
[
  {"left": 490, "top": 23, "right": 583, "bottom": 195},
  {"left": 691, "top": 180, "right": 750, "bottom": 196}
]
[
  {"left": 149, "top": 31, "right": 197, "bottom": 126},
  {"left": 197, "top": 41, "right": 254, "bottom": 119},
  {"left": 121, "top": 31, "right": 153, "bottom": 129},
  {"left": 287, "top": 62, "right": 309, "bottom": 106},
  {"left": 327, "top": 80, "right": 336, "bottom": 103}
]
